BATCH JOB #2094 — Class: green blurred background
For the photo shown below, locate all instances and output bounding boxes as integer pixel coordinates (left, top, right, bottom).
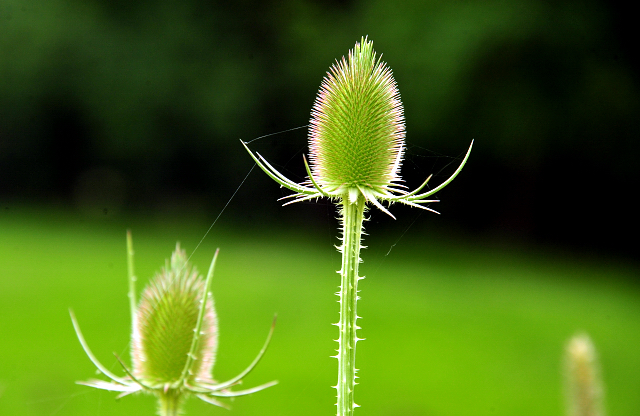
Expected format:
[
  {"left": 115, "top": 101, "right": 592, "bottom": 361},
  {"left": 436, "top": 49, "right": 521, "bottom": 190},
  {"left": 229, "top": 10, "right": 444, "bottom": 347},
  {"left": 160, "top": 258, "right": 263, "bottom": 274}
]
[{"left": 1, "top": 0, "right": 639, "bottom": 415}]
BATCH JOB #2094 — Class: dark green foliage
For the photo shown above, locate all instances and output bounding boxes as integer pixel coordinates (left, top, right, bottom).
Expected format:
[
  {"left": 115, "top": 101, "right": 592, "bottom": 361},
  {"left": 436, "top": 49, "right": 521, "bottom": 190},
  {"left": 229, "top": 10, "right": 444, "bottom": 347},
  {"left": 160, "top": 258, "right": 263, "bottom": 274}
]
[{"left": 1, "top": 0, "right": 637, "bottom": 255}]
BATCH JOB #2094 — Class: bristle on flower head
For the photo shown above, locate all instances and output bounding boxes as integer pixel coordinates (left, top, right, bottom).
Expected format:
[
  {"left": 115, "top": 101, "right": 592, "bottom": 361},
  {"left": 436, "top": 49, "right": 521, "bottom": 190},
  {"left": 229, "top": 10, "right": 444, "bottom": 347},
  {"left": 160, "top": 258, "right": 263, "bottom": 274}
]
[{"left": 308, "top": 36, "right": 405, "bottom": 194}]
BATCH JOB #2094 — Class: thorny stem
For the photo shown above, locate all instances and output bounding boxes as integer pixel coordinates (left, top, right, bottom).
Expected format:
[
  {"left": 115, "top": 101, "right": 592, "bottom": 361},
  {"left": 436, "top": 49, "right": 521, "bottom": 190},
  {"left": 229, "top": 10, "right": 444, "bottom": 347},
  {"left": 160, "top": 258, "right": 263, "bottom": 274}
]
[{"left": 336, "top": 194, "right": 366, "bottom": 416}]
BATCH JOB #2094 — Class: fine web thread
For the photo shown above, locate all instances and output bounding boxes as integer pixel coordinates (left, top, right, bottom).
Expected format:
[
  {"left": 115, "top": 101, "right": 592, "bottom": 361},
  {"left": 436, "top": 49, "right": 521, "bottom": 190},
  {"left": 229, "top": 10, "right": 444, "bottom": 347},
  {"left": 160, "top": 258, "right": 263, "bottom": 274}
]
[
  {"left": 189, "top": 124, "right": 308, "bottom": 261},
  {"left": 122, "top": 126, "right": 305, "bottom": 394},
  {"left": 185, "top": 164, "right": 255, "bottom": 264}
]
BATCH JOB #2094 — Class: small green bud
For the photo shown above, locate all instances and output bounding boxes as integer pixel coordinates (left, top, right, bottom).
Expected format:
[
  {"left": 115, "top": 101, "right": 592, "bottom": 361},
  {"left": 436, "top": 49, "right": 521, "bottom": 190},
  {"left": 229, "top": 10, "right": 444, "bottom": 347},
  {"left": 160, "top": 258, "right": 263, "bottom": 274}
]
[
  {"left": 71, "top": 234, "right": 277, "bottom": 416},
  {"left": 132, "top": 244, "right": 218, "bottom": 388}
]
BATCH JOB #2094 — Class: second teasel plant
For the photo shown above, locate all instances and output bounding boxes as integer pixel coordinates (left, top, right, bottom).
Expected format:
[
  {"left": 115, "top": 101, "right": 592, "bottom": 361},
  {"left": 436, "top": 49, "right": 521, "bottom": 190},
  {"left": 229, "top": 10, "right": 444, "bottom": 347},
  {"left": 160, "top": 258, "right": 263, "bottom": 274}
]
[
  {"left": 70, "top": 231, "right": 277, "bottom": 416},
  {"left": 243, "top": 37, "right": 472, "bottom": 415}
]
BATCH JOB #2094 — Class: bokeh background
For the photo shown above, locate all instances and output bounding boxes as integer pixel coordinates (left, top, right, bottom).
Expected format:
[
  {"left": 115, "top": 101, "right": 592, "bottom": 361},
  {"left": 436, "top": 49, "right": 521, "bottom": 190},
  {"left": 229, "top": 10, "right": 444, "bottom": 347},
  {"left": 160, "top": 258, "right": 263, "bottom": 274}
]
[{"left": 1, "top": 0, "right": 639, "bottom": 415}]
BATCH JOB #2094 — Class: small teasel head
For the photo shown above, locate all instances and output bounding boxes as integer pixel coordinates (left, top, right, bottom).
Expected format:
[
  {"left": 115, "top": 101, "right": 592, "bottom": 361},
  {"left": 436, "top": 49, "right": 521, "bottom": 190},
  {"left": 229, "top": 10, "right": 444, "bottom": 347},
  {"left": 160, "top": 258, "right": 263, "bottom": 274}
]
[
  {"left": 132, "top": 244, "right": 218, "bottom": 388},
  {"left": 71, "top": 233, "right": 277, "bottom": 416},
  {"left": 565, "top": 333, "right": 605, "bottom": 416},
  {"left": 308, "top": 36, "right": 405, "bottom": 198}
]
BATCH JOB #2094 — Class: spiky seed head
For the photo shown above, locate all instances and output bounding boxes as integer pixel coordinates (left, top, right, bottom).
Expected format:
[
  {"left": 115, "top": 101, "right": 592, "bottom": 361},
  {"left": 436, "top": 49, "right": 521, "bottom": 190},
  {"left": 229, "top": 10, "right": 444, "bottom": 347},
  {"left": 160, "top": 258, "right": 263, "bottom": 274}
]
[
  {"left": 132, "top": 244, "right": 218, "bottom": 388},
  {"left": 308, "top": 36, "right": 405, "bottom": 194}
]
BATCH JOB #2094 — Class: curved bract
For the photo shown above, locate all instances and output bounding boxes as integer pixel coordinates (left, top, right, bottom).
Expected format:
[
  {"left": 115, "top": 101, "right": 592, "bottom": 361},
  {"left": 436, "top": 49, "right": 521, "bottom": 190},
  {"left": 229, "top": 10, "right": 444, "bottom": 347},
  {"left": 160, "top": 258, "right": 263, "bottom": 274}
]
[{"left": 241, "top": 138, "right": 472, "bottom": 219}]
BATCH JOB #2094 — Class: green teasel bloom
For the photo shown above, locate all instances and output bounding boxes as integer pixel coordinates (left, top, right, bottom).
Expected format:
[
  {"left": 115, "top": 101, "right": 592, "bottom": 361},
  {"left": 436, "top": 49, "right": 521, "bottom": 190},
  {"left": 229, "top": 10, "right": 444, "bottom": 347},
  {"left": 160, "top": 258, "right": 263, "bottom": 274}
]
[
  {"left": 132, "top": 246, "right": 218, "bottom": 389},
  {"left": 308, "top": 37, "right": 405, "bottom": 197},
  {"left": 71, "top": 232, "right": 276, "bottom": 416},
  {"left": 243, "top": 36, "right": 472, "bottom": 218}
]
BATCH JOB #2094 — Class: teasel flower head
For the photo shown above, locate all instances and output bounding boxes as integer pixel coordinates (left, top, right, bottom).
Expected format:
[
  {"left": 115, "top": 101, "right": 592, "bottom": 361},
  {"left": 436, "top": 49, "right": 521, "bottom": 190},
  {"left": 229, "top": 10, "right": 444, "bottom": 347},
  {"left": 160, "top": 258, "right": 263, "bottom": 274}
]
[
  {"left": 71, "top": 232, "right": 277, "bottom": 416},
  {"left": 131, "top": 245, "right": 218, "bottom": 389},
  {"left": 308, "top": 36, "right": 405, "bottom": 198},
  {"left": 243, "top": 36, "right": 472, "bottom": 218}
]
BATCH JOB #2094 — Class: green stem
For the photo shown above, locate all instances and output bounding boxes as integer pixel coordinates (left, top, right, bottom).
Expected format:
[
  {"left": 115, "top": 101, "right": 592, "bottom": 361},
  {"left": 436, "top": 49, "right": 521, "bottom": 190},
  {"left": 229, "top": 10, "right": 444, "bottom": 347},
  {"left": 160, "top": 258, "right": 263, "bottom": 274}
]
[
  {"left": 158, "top": 390, "right": 182, "bottom": 416},
  {"left": 336, "top": 194, "right": 366, "bottom": 416},
  {"left": 126, "top": 230, "right": 137, "bottom": 324}
]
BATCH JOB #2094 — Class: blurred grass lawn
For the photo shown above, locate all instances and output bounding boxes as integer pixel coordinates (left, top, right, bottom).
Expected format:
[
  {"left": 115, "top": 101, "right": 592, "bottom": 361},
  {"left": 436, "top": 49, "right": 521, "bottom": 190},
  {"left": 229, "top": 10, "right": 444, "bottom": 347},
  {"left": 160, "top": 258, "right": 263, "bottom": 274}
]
[{"left": 1, "top": 208, "right": 639, "bottom": 416}]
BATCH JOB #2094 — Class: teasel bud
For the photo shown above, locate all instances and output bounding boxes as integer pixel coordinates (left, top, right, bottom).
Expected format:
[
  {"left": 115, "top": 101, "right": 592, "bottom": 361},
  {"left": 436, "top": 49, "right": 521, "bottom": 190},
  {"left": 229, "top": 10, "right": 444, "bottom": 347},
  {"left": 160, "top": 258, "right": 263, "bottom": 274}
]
[
  {"left": 565, "top": 333, "right": 605, "bottom": 416},
  {"left": 132, "top": 245, "right": 218, "bottom": 390},
  {"left": 71, "top": 233, "right": 277, "bottom": 416}
]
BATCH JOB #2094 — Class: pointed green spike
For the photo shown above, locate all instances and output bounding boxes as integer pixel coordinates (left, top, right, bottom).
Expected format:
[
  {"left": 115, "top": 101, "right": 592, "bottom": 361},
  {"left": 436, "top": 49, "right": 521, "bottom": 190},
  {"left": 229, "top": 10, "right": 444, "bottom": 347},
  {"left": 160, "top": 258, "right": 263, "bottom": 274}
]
[
  {"left": 209, "top": 315, "right": 277, "bottom": 391},
  {"left": 180, "top": 248, "right": 220, "bottom": 381},
  {"left": 408, "top": 140, "right": 473, "bottom": 200},
  {"left": 70, "top": 309, "right": 129, "bottom": 386},
  {"left": 126, "top": 230, "right": 137, "bottom": 327}
]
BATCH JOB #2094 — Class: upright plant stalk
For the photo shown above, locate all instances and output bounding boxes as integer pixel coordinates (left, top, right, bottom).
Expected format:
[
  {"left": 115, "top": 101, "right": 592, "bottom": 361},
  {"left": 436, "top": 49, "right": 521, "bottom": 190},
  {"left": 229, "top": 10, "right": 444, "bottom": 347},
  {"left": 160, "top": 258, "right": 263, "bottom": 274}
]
[
  {"left": 243, "top": 36, "right": 472, "bottom": 414},
  {"left": 336, "top": 196, "right": 366, "bottom": 415}
]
